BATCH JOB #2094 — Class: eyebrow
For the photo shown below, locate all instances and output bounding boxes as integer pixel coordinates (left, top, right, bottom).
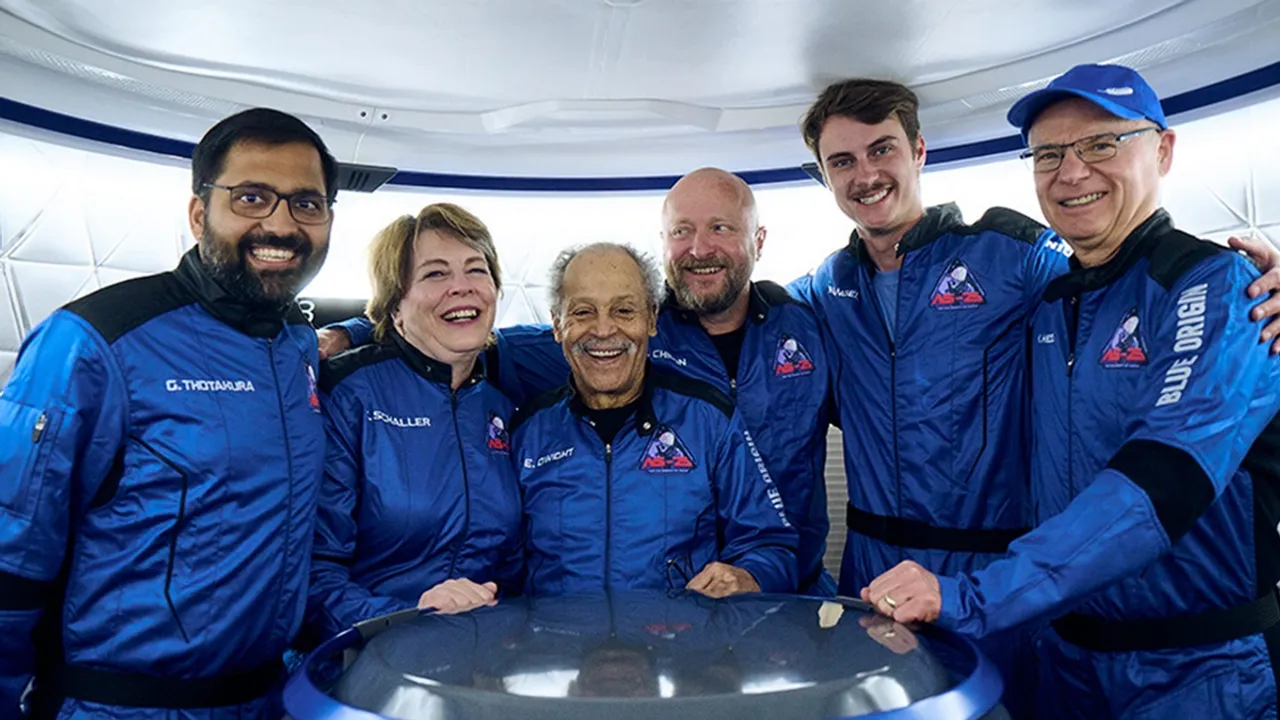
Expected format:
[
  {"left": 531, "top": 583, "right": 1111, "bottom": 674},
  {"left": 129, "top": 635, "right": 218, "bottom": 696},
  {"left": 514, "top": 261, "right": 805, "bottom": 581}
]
[
  {"left": 569, "top": 294, "right": 643, "bottom": 305},
  {"left": 415, "top": 255, "right": 486, "bottom": 272},
  {"left": 824, "top": 135, "right": 897, "bottom": 164},
  {"left": 1029, "top": 129, "right": 1132, "bottom": 150},
  {"left": 231, "top": 181, "right": 326, "bottom": 196}
]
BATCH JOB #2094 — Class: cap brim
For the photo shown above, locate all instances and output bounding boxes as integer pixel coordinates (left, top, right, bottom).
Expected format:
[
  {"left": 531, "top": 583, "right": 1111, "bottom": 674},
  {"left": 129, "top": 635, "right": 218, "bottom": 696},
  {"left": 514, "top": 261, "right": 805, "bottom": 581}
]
[{"left": 1006, "top": 88, "right": 1146, "bottom": 142}]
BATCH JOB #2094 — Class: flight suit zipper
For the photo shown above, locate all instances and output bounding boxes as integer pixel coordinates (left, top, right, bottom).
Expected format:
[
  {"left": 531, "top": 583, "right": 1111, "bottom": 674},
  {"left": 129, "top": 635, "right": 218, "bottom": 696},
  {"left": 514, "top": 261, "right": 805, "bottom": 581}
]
[{"left": 448, "top": 390, "right": 474, "bottom": 579}]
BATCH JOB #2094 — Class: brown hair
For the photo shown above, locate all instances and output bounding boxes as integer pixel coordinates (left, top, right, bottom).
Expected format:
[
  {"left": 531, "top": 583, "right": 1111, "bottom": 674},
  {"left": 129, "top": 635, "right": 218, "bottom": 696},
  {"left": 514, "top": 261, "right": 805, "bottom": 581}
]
[
  {"left": 365, "top": 202, "right": 501, "bottom": 341},
  {"left": 800, "top": 79, "right": 922, "bottom": 162}
]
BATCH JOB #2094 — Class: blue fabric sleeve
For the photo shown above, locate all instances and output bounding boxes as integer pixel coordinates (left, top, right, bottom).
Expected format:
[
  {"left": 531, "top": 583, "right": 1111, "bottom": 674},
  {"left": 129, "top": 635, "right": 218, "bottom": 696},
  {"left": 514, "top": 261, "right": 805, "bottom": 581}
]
[
  {"left": 939, "top": 254, "right": 1280, "bottom": 638},
  {"left": 328, "top": 316, "right": 374, "bottom": 348},
  {"left": 0, "top": 311, "right": 126, "bottom": 713},
  {"left": 491, "top": 325, "right": 568, "bottom": 407},
  {"left": 1022, "top": 230, "right": 1072, "bottom": 312},
  {"left": 712, "top": 413, "right": 800, "bottom": 593}
]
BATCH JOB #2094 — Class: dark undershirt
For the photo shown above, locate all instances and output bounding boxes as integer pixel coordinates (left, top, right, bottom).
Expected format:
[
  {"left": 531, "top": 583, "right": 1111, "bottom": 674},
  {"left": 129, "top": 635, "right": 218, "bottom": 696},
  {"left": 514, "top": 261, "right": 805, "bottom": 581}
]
[
  {"left": 708, "top": 324, "right": 748, "bottom": 381},
  {"left": 586, "top": 397, "right": 643, "bottom": 445}
]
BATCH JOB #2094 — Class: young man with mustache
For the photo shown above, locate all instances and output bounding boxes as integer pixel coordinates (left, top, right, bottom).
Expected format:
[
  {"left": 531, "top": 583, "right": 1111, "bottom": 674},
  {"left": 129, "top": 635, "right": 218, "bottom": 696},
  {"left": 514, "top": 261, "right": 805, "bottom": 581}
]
[
  {"left": 789, "top": 78, "right": 1280, "bottom": 718},
  {"left": 863, "top": 63, "right": 1280, "bottom": 719},
  {"left": 0, "top": 108, "right": 336, "bottom": 719}
]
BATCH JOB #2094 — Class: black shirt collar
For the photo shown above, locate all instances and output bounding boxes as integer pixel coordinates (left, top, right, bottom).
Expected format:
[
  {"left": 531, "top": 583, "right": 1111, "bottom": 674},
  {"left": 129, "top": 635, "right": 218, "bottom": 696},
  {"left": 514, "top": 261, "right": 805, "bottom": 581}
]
[
  {"left": 847, "top": 203, "right": 966, "bottom": 270},
  {"left": 566, "top": 363, "right": 659, "bottom": 436},
  {"left": 388, "top": 327, "right": 484, "bottom": 389},
  {"left": 1042, "top": 209, "right": 1174, "bottom": 302},
  {"left": 173, "top": 246, "right": 305, "bottom": 338}
]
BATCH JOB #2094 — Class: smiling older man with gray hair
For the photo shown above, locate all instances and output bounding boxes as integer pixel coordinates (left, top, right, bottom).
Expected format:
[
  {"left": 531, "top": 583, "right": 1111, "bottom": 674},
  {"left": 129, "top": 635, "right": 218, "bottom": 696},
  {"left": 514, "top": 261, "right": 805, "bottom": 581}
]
[{"left": 510, "top": 241, "right": 799, "bottom": 598}]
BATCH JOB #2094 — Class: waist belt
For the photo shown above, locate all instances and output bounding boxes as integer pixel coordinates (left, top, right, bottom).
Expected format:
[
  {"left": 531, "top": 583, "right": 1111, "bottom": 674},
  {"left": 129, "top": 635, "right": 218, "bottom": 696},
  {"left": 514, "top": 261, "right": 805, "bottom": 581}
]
[
  {"left": 845, "top": 503, "right": 1027, "bottom": 554},
  {"left": 1053, "top": 589, "right": 1280, "bottom": 652},
  {"left": 45, "top": 656, "right": 284, "bottom": 709}
]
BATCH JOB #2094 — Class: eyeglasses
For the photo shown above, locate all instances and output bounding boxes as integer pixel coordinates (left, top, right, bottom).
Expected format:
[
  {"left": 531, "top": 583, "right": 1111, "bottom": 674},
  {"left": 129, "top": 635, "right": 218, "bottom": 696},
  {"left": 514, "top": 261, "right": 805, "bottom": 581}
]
[
  {"left": 203, "top": 183, "right": 333, "bottom": 225},
  {"left": 1020, "top": 127, "right": 1161, "bottom": 173}
]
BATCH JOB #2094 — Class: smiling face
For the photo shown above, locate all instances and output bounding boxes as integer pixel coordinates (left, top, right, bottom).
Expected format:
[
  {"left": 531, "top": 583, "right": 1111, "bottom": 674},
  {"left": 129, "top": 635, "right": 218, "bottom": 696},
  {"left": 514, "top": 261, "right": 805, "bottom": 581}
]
[
  {"left": 189, "top": 140, "right": 332, "bottom": 304},
  {"left": 1028, "top": 97, "right": 1173, "bottom": 266},
  {"left": 553, "top": 246, "right": 658, "bottom": 410},
  {"left": 662, "top": 169, "right": 763, "bottom": 316},
  {"left": 393, "top": 229, "right": 497, "bottom": 366},
  {"left": 817, "top": 114, "right": 926, "bottom": 240}
]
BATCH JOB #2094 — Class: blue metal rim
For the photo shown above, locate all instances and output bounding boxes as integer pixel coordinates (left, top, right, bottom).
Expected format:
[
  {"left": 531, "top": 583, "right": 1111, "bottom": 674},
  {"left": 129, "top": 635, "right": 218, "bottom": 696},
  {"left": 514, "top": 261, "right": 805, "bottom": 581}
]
[
  {"left": 281, "top": 597, "right": 1003, "bottom": 720},
  {"left": 1, "top": 59, "right": 1278, "bottom": 191}
]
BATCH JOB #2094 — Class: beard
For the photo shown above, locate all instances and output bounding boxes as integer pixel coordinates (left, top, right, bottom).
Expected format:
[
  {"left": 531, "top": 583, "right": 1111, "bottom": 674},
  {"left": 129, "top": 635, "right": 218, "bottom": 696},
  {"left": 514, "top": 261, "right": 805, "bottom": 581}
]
[
  {"left": 199, "top": 225, "right": 326, "bottom": 305},
  {"left": 667, "top": 255, "right": 751, "bottom": 316}
]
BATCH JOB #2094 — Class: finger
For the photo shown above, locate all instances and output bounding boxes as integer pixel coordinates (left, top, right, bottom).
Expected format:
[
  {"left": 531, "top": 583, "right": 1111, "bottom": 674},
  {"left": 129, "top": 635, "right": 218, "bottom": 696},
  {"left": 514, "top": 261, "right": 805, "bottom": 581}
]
[
  {"left": 1260, "top": 316, "right": 1280, "bottom": 346},
  {"left": 1249, "top": 271, "right": 1280, "bottom": 302},
  {"left": 712, "top": 574, "right": 740, "bottom": 597},
  {"left": 455, "top": 581, "right": 494, "bottom": 605},
  {"left": 894, "top": 592, "right": 941, "bottom": 624},
  {"left": 433, "top": 591, "right": 464, "bottom": 611},
  {"left": 481, "top": 581, "right": 499, "bottom": 594},
  {"left": 685, "top": 568, "right": 715, "bottom": 592},
  {"left": 694, "top": 568, "right": 736, "bottom": 597},
  {"left": 1228, "top": 234, "right": 1267, "bottom": 261},
  {"left": 1272, "top": 336, "right": 1280, "bottom": 356},
  {"left": 1227, "top": 234, "right": 1253, "bottom": 252},
  {"left": 865, "top": 562, "right": 912, "bottom": 599},
  {"left": 1251, "top": 292, "right": 1280, "bottom": 323},
  {"left": 865, "top": 568, "right": 909, "bottom": 609}
]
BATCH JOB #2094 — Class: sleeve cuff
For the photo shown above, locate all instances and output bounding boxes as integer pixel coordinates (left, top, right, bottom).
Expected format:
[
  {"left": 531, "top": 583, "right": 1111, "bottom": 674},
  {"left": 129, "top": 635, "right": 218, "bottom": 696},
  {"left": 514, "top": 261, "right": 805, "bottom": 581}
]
[
  {"left": 734, "top": 552, "right": 797, "bottom": 594},
  {"left": 935, "top": 573, "right": 966, "bottom": 631}
]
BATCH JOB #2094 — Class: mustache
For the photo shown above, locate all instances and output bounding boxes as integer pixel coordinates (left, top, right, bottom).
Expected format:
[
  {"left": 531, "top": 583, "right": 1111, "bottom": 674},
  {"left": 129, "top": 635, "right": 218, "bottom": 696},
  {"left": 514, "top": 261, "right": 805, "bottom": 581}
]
[
  {"left": 674, "top": 255, "right": 730, "bottom": 272},
  {"left": 847, "top": 183, "right": 891, "bottom": 200},
  {"left": 238, "top": 231, "right": 311, "bottom": 256}
]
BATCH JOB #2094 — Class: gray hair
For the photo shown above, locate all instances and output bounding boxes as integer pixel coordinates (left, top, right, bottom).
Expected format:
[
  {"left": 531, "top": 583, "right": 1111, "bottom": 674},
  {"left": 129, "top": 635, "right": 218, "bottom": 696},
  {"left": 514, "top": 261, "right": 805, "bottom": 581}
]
[{"left": 548, "top": 242, "right": 665, "bottom": 319}]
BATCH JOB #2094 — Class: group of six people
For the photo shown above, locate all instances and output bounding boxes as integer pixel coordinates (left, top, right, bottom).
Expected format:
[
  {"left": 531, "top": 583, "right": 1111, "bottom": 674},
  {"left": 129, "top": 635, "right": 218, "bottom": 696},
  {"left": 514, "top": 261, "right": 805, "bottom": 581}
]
[{"left": 2, "top": 61, "right": 1279, "bottom": 719}]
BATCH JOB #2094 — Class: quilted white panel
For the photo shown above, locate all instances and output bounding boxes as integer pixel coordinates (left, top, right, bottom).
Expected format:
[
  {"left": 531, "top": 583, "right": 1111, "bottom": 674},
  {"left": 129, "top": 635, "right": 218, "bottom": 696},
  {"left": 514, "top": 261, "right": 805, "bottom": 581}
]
[
  {"left": 2, "top": 94, "right": 1278, "bottom": 387},
  {"left": 0, "top": 266, "right": 22, "bottom": 353},
  {"left": 0, "top": 134, "right": 62, "bottom": 253},
  {"left": 7, "top": 260, "right": 96, "bottom": 332}
]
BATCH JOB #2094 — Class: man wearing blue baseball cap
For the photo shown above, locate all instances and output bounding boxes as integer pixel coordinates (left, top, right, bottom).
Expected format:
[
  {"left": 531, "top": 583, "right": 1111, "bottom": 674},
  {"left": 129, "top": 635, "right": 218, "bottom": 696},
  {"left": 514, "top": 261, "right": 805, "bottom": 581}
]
[{"left": 863, "top": 63, "right": 1280, "bottom": 718}]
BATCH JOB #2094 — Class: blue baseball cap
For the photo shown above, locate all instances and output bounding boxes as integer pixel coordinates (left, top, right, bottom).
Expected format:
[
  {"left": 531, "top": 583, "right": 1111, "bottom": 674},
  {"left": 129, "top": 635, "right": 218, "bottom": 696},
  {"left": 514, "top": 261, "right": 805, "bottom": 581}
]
[{"left": 1007, "top": 63, "right": 1167, "bottom": 142}]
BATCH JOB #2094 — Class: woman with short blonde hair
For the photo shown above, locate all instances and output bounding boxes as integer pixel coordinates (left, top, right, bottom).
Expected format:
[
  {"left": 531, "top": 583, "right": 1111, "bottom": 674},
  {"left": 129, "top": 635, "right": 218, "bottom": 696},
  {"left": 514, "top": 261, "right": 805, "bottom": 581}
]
[{"left": 306, "top": 202, "right": 522, "bottom": 638}]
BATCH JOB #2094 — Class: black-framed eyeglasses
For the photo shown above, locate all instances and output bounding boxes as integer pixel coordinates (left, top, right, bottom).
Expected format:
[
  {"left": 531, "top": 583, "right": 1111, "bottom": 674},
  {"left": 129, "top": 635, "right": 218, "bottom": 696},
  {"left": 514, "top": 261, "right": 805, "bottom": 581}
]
[
  {"left": 203, "top": 183, "right": 333, "bottom": 225},
  {"left": 1020, "top": 127, "right": 1161, "bottom": 173}
]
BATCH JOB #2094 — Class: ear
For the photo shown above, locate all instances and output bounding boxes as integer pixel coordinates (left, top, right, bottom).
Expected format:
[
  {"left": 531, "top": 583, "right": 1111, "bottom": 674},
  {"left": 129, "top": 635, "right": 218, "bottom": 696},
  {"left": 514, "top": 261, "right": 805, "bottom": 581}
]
[
  {"left": 647, "top": 308, "right": 658, "bottom": 337},
  {"left": 913, "top": 134, "right": 927, "bottom": 170},
  {"left": 551, "top": 314, "right": 564, "bottom": 343},
  {"left": 1156, "top": 129, "right": 1176, "bottom": 176},
  {"left": 753, "top": 226, "right": 766, "bottom": 260},
  {"left": 188, "top": 194, "right": 207, "bottom": 241}
]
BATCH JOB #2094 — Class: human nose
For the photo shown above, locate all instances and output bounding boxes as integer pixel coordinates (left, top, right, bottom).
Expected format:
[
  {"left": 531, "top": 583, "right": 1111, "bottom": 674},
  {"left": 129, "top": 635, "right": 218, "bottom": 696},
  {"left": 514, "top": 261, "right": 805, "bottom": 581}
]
[
  {"left": 259, "top": 196, "right": 303, "bottom": 235},
  {"left": 1055, "top": 146, "right": 1092, "bottom": 184},
  {"left": 589, "top": 311, "right": 618, "bottom": 337}
]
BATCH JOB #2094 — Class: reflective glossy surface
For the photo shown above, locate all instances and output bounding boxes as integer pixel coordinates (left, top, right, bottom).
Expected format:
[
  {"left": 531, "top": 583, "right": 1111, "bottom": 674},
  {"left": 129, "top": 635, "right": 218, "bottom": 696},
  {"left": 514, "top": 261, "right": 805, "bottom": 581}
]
[{"left": 287, "top": 592, "right": 1004, "bottom": 720}]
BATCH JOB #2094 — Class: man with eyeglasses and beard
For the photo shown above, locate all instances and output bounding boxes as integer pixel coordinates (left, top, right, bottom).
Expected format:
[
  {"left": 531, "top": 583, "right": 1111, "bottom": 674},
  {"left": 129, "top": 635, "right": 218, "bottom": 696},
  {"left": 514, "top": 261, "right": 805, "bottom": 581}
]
[{"left": 0, "top": 108, "right": 335, "bottom": 720}]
